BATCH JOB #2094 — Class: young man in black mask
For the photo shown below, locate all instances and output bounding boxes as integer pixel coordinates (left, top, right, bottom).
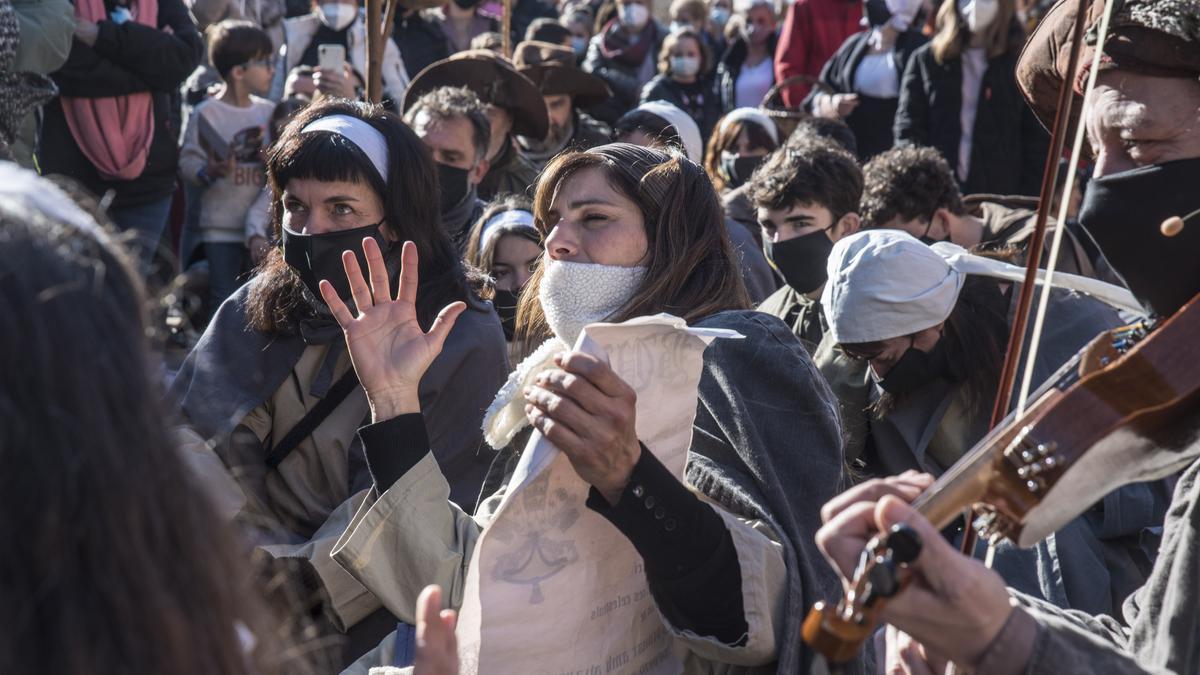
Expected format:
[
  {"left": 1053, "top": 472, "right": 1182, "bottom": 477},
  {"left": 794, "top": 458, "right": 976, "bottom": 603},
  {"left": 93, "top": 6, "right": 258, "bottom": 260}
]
[
  {"left": 404, "top": 86, "right": 491, "bottom": 251},
  {"left": 748, "top": 132, "right": 862, "bottom": 354}
]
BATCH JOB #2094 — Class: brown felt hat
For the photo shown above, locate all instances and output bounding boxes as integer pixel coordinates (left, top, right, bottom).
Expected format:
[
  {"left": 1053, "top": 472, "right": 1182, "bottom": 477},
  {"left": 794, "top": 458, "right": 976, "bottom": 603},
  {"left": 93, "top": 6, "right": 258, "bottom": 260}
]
[
  {"left": 512, "top": 40, "right": 612, "bottom": 108},
  {"left": 1016, "top": 0, "right": 1200, "bottom": 134},
  {"left": 403, "top": 50, "right": 550, "bottom": 139}
]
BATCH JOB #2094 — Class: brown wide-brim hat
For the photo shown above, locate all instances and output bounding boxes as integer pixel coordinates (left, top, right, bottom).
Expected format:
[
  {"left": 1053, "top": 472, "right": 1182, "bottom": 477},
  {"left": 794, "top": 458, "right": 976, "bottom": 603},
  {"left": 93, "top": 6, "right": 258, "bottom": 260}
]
[
  {"left": 1016, "top": 0, "right": 1200, "bottom": 139},
  {"left": 403, "top": 50, "right": 550, "bottom": 140},
  {"left": 513, "top": 40, "right": 612, "bottom": 109}
]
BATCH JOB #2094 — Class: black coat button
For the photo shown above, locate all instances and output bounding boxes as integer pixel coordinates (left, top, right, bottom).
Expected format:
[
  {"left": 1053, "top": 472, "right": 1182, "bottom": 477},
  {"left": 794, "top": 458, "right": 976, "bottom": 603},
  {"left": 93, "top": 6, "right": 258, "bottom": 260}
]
[
  {"left": 664, "top": 518, "right": 677, "bottom": 531},
  {"left": 654, "top": 507, "right": 666, "bottom": 520},
  {"left": 631, "top": 484, "right": 644, "bottom": 498},
  {"left": 644, "top": 496, "right": 656, "bottom": 509}
]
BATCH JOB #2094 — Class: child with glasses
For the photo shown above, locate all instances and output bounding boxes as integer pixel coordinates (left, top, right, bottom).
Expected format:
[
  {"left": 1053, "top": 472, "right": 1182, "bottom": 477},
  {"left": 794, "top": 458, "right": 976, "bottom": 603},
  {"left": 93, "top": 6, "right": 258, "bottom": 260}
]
[{"left": 180, "top": 20, "right": 277, "bottom": 316}]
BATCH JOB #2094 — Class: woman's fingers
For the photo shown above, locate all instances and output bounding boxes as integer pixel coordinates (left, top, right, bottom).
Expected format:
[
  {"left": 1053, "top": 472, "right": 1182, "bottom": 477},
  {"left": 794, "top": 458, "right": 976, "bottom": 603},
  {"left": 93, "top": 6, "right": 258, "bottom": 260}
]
[
  {"left": 555, "top": 351, "right": 635, "bottom": 401},
  {"left": 526, "top": 402, "right": 587, "bottom": 453},
  {"left": 815, "top": 500, "right": 880, "bottom": 580},
  {"left": 362, "top": 236, "right": 391, "bottom": 303},
  {"left": 426, "top": 301, "right": 467, "bottom": 355},
  {"left": 534, "top": 368, "right": 612, "bottom": 420},
  {"left": 318, "top": 279, "right": 355, "bottom": 327},
  {"left": 415, "top": 585, "right": 459, "bottom": 675},
  {"left": 525, "top": 384, "right": 599, "bottom": 441},
  {"left": 397, "top": 240, "right": 420, "bottom": 306},
  {"left": 341, "top": 250, "right": 373, "bottom": 313}
]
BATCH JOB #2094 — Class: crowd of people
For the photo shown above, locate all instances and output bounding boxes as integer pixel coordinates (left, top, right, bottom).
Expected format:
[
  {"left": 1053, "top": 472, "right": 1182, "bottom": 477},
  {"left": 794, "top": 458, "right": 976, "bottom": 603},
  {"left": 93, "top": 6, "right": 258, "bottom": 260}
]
[{"left": 3, "top": 0, "right": 1200, "bottom": 673}]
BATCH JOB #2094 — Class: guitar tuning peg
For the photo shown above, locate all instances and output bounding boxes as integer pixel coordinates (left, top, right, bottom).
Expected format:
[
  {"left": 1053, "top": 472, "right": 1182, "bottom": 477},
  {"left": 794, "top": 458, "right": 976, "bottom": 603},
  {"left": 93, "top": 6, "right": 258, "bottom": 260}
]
[{"left": 885, "top": 524, "right": 922, "bottom": 565}]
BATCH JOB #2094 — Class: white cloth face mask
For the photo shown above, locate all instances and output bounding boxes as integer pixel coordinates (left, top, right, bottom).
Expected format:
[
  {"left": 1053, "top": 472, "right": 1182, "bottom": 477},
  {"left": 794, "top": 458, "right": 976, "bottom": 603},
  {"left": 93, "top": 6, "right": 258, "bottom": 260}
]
[
  {"left": 957, "top": 0, "right": 998, "bottom": 34},
  {"left": 537, "top": 259, "right": 647, "bottom": 345},
  {"left": 318, "top": 2, "right": 356, "bottom": 30},
  {"left": 619, "top": 3, "right": 650, "bottom": 30},
  {"left": 671, "top": 55, "right": 701, "bottom": 77}
]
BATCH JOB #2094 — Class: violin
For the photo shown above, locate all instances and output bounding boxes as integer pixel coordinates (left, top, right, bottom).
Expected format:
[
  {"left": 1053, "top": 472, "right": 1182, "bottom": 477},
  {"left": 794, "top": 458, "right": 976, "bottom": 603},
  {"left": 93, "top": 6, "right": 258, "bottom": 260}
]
[{"left": 802, "top": 292, "right": 1200, "bottom": 666}]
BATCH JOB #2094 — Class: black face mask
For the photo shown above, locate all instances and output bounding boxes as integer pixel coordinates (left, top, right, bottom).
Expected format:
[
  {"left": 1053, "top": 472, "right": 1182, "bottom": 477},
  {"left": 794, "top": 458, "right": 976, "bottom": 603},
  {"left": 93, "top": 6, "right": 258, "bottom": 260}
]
[
  {"left": 281, "top": 222, "right": 389, "bottom": 306},
  {"left": 452, "top": 0, "right": 481, "bottom": 9},
  {"left": 1077, "top": 157, "right": 1200, "bottom": 318},
  {"left": 863, "top": 0, "right": 892, "bottom": 27},
  {"left": 763, "top": 227, "right": 834, "bottom": 294},
  {"left": 720, "top": 154, "right": 764, "bottom": 189},
  {"left": 874, "top": 337, "right": 949, "bottom": 396},
  {"left": 438, "top": 162, "right": 471, "bottom": 214},
  {"left": 492, "top": 287, "right": 521, "bottom": 341}
]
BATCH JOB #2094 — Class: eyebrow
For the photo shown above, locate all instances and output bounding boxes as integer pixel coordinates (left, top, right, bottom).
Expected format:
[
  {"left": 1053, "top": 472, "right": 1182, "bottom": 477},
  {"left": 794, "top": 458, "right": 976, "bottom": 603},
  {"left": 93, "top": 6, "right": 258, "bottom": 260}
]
[
  {"left": 567, "top": 198, "right": 617, "bottom": 210},
  {"left": 784, "top": 214, "right": 815, "bottom": 223},
  {"left": 323, "top": 195, "right": 360, "bottom": 204}
]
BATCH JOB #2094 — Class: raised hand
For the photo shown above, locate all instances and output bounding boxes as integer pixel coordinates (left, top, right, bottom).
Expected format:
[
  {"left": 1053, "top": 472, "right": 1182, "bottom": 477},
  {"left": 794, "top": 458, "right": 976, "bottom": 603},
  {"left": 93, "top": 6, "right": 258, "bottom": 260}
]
[
  {"left": 319, "top": 238, "right": 466, "bottom": 422},
  {"left": 413, "top": 585, "right": 459, "bottom": 675}
]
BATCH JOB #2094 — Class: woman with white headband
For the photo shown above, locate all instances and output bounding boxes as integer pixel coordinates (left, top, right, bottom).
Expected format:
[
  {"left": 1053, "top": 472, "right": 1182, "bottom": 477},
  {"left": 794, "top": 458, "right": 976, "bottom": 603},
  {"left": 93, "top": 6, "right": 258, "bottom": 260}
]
[
  {"left": 327, "top": 142, "right": 849, "bottom": 673},
  {"left": 803, "top": 0, "right": 927, "bottom": 160},
  {"left": 463, "top": 195, "right": 543, "bottom": 350},
  {"left": 818, "top": 229, "right": 1168, "bottom": 619},
  {"left": 170, "top": 99, "right": 508, "bottom": 666}
]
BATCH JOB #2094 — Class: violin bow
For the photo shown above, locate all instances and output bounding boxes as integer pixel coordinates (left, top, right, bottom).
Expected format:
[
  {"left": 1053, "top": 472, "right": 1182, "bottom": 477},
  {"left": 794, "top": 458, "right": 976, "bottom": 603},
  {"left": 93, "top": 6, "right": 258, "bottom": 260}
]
[{"left": 957, "top": 0, "right": 1116, "bottom": 560}]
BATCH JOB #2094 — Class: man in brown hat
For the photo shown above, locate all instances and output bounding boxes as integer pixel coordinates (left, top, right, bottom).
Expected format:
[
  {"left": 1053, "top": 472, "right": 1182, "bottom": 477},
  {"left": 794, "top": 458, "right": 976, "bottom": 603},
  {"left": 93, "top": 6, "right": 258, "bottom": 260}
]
[
  {"left": 810, "top": 0, "right": 1200, "bottom": 673},
  {"left": 404, "top": 49, "right": 549, "bottom": 200},
  {"left": 512, "top": 39, "right": 614, "bottom": 170}
]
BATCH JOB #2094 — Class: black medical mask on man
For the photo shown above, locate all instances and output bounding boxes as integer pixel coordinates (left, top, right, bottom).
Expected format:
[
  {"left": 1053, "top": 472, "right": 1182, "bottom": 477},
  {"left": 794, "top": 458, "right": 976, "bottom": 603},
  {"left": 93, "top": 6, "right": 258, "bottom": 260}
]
[
  {"left": 1077, "top": 157, "right": 1200, "bottom": 318},
  {"left": 763, "top": 227, "right": 835, "bottom": 294}
]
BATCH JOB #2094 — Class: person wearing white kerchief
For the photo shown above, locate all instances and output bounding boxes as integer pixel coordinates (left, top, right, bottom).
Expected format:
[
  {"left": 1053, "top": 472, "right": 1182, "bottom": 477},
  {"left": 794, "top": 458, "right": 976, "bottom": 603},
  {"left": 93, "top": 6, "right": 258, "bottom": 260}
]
[
  {"left": 803, "top": 0, "right": 927, "bottom": 160},
  {"left": 814, "top": 228, "right": 1167, "bottom": 622},
  {"left": 463, "top": 196, "right": 543, "bottom": 348},
  {"left": 327, "top": 142, "right": 852, "bottom": 674},
  {"left": 616, "top": 99, "right": 704, "bottom": 163}
]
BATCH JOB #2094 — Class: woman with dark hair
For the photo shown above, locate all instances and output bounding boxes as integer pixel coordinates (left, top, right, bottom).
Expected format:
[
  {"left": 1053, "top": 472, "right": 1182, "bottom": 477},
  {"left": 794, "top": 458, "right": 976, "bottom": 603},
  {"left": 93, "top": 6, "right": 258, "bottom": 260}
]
[
  {"left": 169, "top": 98, "right": 508, "bottom": 665},
  {"left": 893, "top": 0, "right": 1047, "bottom": 195},
  {"left": 0, "top": 165, "right": 306, "bottom": 675},
  {"left": 582, "top": 0, "right": 666, "bottom": 124},
  {"left": 817, "top": 230, "right": 1167, "bottom": 619},
  {"left": 329, "top": 142, "right": 849, "bottom": 673},
  {"left": 703, "top": 107, "right": 779, "bottom": 195},
  {"left": 464, "top": 195, "right": 543, "bottom": 349}
]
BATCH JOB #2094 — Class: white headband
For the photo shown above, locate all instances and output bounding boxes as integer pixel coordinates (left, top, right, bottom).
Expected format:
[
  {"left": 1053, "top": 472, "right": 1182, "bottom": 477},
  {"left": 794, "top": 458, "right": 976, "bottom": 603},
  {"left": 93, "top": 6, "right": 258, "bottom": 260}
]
[
  {"left": 481, "top": 209, "right": 536, "bottom": 249},
  {"left": 718, "top": 107, "right": 779, "bottom": 145},
  {"left": 301, "top": 114, "right": 390, "bottom": 182},
  {"left": 821, "top": 230, "right": 1143, "bottom": 344},
  {"left": 635, "top": 100, "right": 704, "bottom": 164}
]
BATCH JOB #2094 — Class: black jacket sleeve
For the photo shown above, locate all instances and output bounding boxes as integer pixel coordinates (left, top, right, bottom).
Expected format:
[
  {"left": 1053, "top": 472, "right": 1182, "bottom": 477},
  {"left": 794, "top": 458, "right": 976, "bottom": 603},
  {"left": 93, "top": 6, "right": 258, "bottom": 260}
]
[
  {"left": 51, "top": 41, "right": 152, "bottom": 96},
  {"left": 90, "top": 0, "right": 201, "bottom": 92},
  {"left": 358, "top": 413, "right": 433, "bottom": 491},
  {"left": 893, "top": 46, "right": 928, "bottom": 147},
  {"left": 586, "top": 447, "right": 748, "bottom": 644}
]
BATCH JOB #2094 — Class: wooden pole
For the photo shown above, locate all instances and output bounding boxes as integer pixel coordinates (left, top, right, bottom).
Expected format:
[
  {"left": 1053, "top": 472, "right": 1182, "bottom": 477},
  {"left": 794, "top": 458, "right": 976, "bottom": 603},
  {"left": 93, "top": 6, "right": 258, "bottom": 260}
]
[
  {"left": 502, "top": 0, "right": 513, "bottom": 57},
  {"left": 365, "top": 0, "right": 384, "bottom": 103}
]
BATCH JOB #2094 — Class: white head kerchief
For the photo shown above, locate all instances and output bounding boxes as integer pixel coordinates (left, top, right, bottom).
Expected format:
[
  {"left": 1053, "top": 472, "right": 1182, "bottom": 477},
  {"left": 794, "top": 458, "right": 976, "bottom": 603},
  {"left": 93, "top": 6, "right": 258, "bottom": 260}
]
[
  {"left": 302, "top": 114, "right": 391, "bottom": 182},
  {"left": 635, "top": 100, "right": 703, "bottom": 164},
  {"left": 717, "top": 107, "right": 779, "bottom": 145},
  {"left": 480, "top": 208, "right": 536, "bottom": 250},
  {"left": 821, "top": 229, "right": 1144, "bottom": 345}
]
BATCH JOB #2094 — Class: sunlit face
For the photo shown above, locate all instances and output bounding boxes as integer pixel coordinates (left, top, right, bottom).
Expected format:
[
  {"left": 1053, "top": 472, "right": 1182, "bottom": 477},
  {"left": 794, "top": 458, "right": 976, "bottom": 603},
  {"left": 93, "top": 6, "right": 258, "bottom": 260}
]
[
  {"left": 758, "top": 202, "right": 834, "bottom": 243},
  {"left": 669, "top": 36, "right": 703, "bottom": 73},
  {"left": 1086, "top": 72, "right": 1200, "bottom": 177},
  {"left": 235, "top": 55, "right": 275, "bottom": 96},
  {"left": 410, "top": 111, "right": 489, "bottom": 185},
  {"left": 543, "top": 166, "right": 650, "bottom": 266},
  {"left": 281, "top": 177, "right": 388, "bottom": 237},
  {"left": 841, "top": 325, "right": 942, "bottom": 378},
  {"left": 492, "top": 233, "right": 542, "bottom": 291}
]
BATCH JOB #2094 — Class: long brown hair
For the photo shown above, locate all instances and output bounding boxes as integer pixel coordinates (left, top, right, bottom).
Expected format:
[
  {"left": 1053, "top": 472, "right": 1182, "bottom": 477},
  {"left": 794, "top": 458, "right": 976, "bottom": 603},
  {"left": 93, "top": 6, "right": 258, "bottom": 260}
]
[
  {"left": 247, "top": 99, "right": 472, "bottom": 334},
  {"left": 515, "top": 143, "right": 750, "bottom": 353},
  {"left": 0, "top": 201, "right": 308, "bottom": 674},
  {"left": 930, "top": 0, "right": 1019, "bottom": 63}
]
